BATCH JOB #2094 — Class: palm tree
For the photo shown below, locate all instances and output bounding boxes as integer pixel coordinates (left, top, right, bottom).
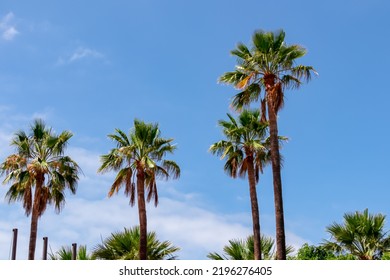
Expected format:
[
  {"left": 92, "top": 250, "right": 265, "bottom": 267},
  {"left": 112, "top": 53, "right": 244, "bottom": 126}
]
[
  {"left": 98, "top": 119, "right": 180, "bottom": 260},
  {"left": 49, "top": 245, "right": 93, "bottom": 260},
  {"left": 92, "top": 226, "right": 180, "bottom": 260},
  {"left": 323, "top": 209, "right": 390, "bottom": 260},
  {"left": 219, "top": 29, "right": 316, "bottom": 259},
  {"left": 210, "top": 110, "right": 272, "bottom": 260},
  {"left": 0, "top": 119, "right": 80, "bottom": 260},
  {"left": 207, "top": 234, "right": 294, "bottom": 260}
]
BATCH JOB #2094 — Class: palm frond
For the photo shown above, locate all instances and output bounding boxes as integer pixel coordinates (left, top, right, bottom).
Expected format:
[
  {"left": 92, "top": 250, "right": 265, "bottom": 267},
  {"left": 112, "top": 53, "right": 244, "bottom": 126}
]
[
  {"left": 92, "top": 226, "right": 179, "bottom": 260},
  {"left": 218, "top": 70, "right": 248, "bottom": 86},
  {"left": 161, "top": 160, "right": 181, "bottom": 180},
  {"left": 146, "top": 175, "right": 158, "bottom": 207},
  {"left": 207, "top": 234, "right": 293, "bottom": 260},
  {"left": 230, "top": 83, "right": 261, "bottom": 111},
  {"left": 108, "top": 167, "right": 133, "bottom": 198},
  {"left": 231, "top": 42, "right": 253, "bottom": 60},
  {"left": 252, "top": 30, "right": 274, "bottom": 54},
  {"left": 290, "top": 65, "right": 318, "bottom": 83}
]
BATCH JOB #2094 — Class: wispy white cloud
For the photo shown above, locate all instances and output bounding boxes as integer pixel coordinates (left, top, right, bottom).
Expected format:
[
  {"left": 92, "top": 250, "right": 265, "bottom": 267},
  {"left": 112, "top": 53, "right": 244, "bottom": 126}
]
[
  {"left": 0, "top": 12, "right": 19, "bottom": 41},
  {"left": 3, "top": 26, "right": 18, "bottom": 41},
  {"left": 70, "top": 48, "right": 104, "bottom": 62},
  {"left": 57, "top": 47, "right": 105, "bottom": 65}
]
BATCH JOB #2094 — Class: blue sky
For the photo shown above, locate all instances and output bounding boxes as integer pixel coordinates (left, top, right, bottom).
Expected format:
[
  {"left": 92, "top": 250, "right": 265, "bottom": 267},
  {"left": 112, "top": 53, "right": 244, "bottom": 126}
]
[{"left": 0, "top": 0, "right": 389, "bottom": 260}]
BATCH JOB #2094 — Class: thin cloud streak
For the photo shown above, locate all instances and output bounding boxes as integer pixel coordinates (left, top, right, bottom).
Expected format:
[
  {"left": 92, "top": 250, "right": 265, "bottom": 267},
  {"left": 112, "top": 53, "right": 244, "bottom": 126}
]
[{"left": 57, "top": 47, "right": 105, "bottom": 65}]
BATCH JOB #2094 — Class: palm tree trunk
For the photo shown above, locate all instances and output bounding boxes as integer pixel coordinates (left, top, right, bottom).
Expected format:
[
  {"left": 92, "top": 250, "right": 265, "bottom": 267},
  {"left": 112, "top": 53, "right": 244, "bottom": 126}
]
[
  {"left": 28, "top": 174, "right": 44, "bottom": 260},
  {"left": 246, "top": 154, "right": 262, "bottom": 260},
  {"left": 137, "top": 170, "right": 147, "bottom": 260},
  {"left": 28, "top": 204, "right": 39, "bottom": 260},
  {"left": 267, "top": 101, "right": 287, "bottom": 260}
]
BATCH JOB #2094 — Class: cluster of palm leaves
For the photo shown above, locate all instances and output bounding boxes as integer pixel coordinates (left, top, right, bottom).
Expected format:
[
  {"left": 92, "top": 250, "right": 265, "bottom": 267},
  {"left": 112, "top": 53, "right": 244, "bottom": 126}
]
[
  {"left": 322, "top": 209, "right": 390, "bottom": 260},
  {"left": 49, "top": 226, "right": 179, "bottom": 260},
  {"left": 49, "top": 245, "right": 90, "bottom": 260},
  {"left": 207, "top": 234, "right": 294, "bottom": 260}
]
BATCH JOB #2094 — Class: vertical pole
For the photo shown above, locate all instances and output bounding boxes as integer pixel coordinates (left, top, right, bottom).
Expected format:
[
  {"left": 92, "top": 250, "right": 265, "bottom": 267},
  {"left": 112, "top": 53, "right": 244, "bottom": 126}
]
[
  {"left": 72, "top": 243, "right": 77, "bottom": 260},
  {"left": 42, "top": 237, "right": 48, "bottom": 260},
  {"left": 11, "top": 228, "right": 18, "bottom": 260}
]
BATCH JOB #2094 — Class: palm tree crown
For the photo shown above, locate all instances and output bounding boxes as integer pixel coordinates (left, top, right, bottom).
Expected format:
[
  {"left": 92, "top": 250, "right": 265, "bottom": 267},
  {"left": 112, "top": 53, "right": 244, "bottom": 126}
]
[
  {"left": 323, "top": 209, "right": 390, "bottom": 260},
  {"left": 210, "top": 110, "right": 271, "bottom": 182},
  {"left": 0, "top": 119, "right": 80, "bottom": 259},
  {"left": 219, "top": 29, "right": 317, "bottom": 116},
  {"left": 98, "top": 119, "right": 180, "bottom": 206},
  {"left": 92, "top": 226, "right": 180, "bottom": 260},
  {"left": 49, "top": 245, "right": 93, "bottom": 260},
  {"left": 207, "top": 234, "right": 294, "bottom": 260}
]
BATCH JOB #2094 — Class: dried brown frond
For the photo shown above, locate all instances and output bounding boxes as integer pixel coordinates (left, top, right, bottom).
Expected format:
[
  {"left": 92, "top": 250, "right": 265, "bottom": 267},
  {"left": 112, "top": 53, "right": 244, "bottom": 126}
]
[
  {"left": 266, "top": 82, "right": 284, "bottom": 113},
  {"left": 23, "top": 185, "right": 33, "bottom": 215},
  {"left": 260, "top": 98, "right": 267, "bottom": 123}
]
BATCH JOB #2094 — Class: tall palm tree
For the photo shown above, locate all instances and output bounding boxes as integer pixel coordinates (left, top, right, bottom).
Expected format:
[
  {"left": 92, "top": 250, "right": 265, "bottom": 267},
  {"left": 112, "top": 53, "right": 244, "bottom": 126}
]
[
  {"left": 207, "top": 234, "right": 294, "bottom": 260},
  {"left": 323, "top": 209, "right": 390, "bottom": 260},
  {"left": 0, "top": 119, "right": 80, "bottom": 260},
  {"left": 92, "top": 226, "right": 180, "bottom": 260},
  {"left": 210, "top": 109, "right": 272, "bottom": 260},
  {"left": 219, "top": 29, "right": 317, "bottom": 259},
  {"left": 98, "top": 119, "right": 180, "bottom": 260}
]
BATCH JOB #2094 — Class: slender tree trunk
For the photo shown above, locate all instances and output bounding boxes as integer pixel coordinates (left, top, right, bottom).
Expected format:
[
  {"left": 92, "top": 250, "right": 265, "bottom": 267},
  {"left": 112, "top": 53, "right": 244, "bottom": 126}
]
[
  {"left": 267, "top": 99, "right": 286, "bottom": 260},
  {"left": 28, "top": 208, "right": 39, "bottom": 260},
  {"left": 28, "top": 174, "right": 44, "bottom": 260},
  {"left": 246, "top": 154, "right": 262, "bottom": 260},
  {"left": 137, "top": 170, "right": 147, "bottom": 260}
]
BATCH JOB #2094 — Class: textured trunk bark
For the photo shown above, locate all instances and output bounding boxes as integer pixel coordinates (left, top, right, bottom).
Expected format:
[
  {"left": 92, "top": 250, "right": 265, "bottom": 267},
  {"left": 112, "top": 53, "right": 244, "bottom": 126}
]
[
  {"left": 246, "top": 154, "right": 262, "bottom": 260},
  {"left": 28, "top": 174, "right": 44, "bottom": 260},
  {"left": 28, "top": 208, "right": 39, "bottom": 260},
  {"left": 137, "top": 170, "right": 147, "bottom": 260},
  {"left": 267, "top": 99, "right": 286, "bottom": 260}
]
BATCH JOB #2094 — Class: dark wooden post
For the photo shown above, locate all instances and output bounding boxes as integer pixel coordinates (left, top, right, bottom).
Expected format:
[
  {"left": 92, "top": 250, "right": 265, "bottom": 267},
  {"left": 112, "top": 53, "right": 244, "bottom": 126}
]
[
  {"left": 11, "top": 228, "right": 18, "bottom": 260},
  {"left": 72, "top": 243, "right": 77, "bottom": 260},
  {"left": 42, "top": 237, "right": 48, "bottom": 260}
]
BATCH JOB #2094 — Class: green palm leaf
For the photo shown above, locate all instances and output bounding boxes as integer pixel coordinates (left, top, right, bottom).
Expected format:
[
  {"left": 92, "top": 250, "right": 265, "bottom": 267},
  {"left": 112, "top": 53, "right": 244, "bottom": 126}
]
[{"left": 92, "top": 226, "right": 180, "bottom": 260}]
